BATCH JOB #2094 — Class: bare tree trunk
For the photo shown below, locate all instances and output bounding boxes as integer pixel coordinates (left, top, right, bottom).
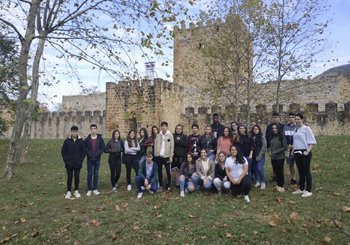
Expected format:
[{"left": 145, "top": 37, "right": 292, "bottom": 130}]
[
  {"left": 20, "top": 120, "right": 32, "bottom": 165},
  {"left": 3, "top": 0, "right": 40, "bottom": 180}
]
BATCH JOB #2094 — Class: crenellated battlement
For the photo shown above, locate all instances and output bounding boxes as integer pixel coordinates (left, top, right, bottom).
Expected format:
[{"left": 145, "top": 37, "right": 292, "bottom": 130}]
[
  {"left": 174, "top": 18, "right": 226, "bottom": 34},
  {"left": 31, "top": 110, "right": 106, "bottom": 139}
]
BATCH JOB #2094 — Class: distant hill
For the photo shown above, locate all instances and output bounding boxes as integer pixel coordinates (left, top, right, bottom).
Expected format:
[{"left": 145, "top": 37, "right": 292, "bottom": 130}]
[{"left": 320, "top": 64, "right": 350, "bottom": 77}]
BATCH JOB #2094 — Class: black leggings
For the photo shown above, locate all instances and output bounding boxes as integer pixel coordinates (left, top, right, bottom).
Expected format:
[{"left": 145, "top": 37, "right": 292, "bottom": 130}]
[
  {"left": 66, "top": 168, "right": 81, "bottom": 192},
  {"left": 156, "top": 156, "right": 171, "bottom": 188},
  {"left": 294, "top": 151, "right": 312, "bottom": 192},
  {"left": 124, "top": 154, "right": 139, "bottom": 185},
  {"left": 271, "top": 159, "right": 285, "bottom": 187},
  {"left": 108, "top": 154, "right": 122, "bottom": 187},
  {"left": 230, "top": 175, "right": 252, "bottom": 196}
]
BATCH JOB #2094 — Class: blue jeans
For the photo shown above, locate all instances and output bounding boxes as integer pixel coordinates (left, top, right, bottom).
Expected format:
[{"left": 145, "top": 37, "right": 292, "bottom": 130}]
[
  {"left": 178, "top": 176, "right": 191, "bottom": 192},
  {"left": 135, "top": 176, "right": 158, "bottom": 193},
  {"left": 191, "top": 175, "right": 213, "bottom": 191},
  {"left": 87, "top": 158, "right": 100, "bottom": 190},
  {"left": 253, "top": 156, "right": 265, "bottom": 183}
]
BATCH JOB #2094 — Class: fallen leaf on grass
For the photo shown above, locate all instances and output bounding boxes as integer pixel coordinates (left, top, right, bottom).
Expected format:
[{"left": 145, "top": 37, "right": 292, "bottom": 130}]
[
  {"left": 95, "top": 207, "right": 102, "bottom": 212},
  {"left": 188, "top": 214, "right": 195, "bottom": 218},
  {"left": 333, "top": 192, "right": 340, "bottom": 196},
  {"left": 276, "top": 197, "right": 282, "bottom": 203},
  {"left": 115, "top": 205, "right": 121, "bottom": 211},
  {"left": 288, "top": 200, "right": 296, "bottom": 204},
  {"left": 111, "top": 234, "right": 117, "bottom": 241},
  {"left": 225, "top": 233, "right": 233, "bottom": 238},
  {"left": 133, "top": 225, "right": 139, "bottom": 230},
  {"left": 15, "top": 218, "right": 26, "bottom": 224},
  {"left": 268, "top": 220, "right": 278, "bottom": 227},
  {"left": 342, "top": 206, "right": 350, "bottom": 212},
  {"left": 334, "top": 220, "right": 342, "bottom": 228},
  {"left": 32, "top": 231, "right": 41, "bottom": 238},
  {"left": 321, "top": 236, "right": 331, "bottom": 243},
  {"left": 289, "top": 212, "right": 298, "bottom": 223},
  {"left": 90, "top": 219, "right": 101, "bottom": 227},
  {"left": 154, "top": 205, "right": 160, "bottom": 209},
  {"left": 1, "top": 237, "right": 11, "bottom": 243}
]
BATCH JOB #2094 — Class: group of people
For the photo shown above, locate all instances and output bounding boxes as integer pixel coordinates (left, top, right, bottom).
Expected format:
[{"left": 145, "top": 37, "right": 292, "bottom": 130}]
[{"left": 61, "top": 112, "right": 317, "bottom": 202}]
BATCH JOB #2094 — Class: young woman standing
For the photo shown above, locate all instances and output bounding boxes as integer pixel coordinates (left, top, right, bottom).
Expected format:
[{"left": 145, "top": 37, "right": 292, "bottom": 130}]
[
  {"left": 292, "top": 113, "right": 317, "bottom": 198},
  {"left": 216, "top": 127, "right": 233, "bottom": 157},
  {"left": 124, "top": 130, "right": 140, "bottom": 191},
  {"left": 104, "top": 129, "right": 124, "bottom": 192},
  {"left": 269, "top": 124, "right": 287, "bottom": 192},
  {"left": 251, "top": 125, "right": 267, "bottom": 190}
]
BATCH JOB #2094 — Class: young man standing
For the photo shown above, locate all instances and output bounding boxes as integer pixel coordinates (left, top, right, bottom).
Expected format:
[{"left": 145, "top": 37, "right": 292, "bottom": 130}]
[
  {"left": 284, "top": 112, "right": 297, "bottom": 185},
  {"left": 173, "top": 124, "right": 188, "bottom": 186},
  {"left": 85, "top": 124, "right": 105, "bottom": 196},
  {"left": 154, "top": 121, "right": 174, "bottom": 191},
  {"left": 210, "top": 113, "right": 225, "bottom": 139},
  {"left": 187, "top": 123, "right": 201, "bottom": 161},
  {"left": 61, "top": 126, "right": 86, "bottom": 199}
]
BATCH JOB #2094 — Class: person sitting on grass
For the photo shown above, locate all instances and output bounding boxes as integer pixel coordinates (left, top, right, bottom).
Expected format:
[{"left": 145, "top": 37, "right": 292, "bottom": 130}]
[
  {"left": 213, "top": 152, "right": 230, "bottom": 196},
  {"left": 178, "top": 153, "right": 196, "bottom": 197},
  {"left": 135, "top": 152, "right": 159, "bottom": 199},
  {"left": 225, "top": 145, "right": 252, "bottom": 203},
  {"left": 191, "top": 149, "right": 215, "bottom": 191},
  {"left": 61, "top": 125, "right": 86, "bottom": 199}
]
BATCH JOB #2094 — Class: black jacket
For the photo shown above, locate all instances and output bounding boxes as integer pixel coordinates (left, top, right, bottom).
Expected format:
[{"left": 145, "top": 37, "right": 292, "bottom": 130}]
[
  {"left": 104, "top": 139, "right": 124, "bottom": 155},
  {"left": 174, "top": 133, "right": 188, "bottom": 157},
  {"left": 234, "top": 135, "right": 254, "bottom": 157},
  {"left": 215, "top": 163, "right": 226, "bottom": 180},
  {"left": 61, "top": 136, "right": 86, "bottom": 169}
]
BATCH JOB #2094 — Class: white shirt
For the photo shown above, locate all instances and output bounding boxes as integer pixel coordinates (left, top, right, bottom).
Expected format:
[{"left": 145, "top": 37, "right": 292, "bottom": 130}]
[
  {"left": 225, "top": 157, "right": 248, "bottom": 181},
  {"left": 201, "top": 159, "right": 210, "bottom": 176},
  {"left": 159, "top": 132, "right": 166, "bottom": 157},
  {"left": 293, "top": 125, "right": 317, "bottom": 150}
]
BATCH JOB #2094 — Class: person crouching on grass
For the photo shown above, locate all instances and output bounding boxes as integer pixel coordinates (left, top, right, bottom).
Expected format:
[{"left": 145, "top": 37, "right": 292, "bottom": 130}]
[
  {"left": 135, "top": 152, "right": 159, "bottom": 199},
  {"left": 225, "top": 145, "right": 252, "bottom": 203},
  {"left": 61, "top": 126, "right": 86, "bottom": 199}
]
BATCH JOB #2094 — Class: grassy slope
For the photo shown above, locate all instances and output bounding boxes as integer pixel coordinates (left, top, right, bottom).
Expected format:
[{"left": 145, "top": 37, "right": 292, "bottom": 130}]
[{"left": 0, "top": 136, "right": 349, "bottom": 244}]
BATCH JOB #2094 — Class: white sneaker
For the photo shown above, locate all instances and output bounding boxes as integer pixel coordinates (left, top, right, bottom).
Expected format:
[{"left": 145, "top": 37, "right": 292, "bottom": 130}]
[
  {"left": 93, "top": 190, "right": 100, "bottom": 195},
  {"left": 112, "top": 187, "right": 117, "bottom": 192},
  {"left": 74, "top": 190, "right": 81, "bottom": 198},
  {"left": 292, "top": 189, "right": 305, "bottom": 195},
  {"left": 86, "top": 190, "right": 92, "bottom": 196},
  {"left": 243, "top": 195, "right": 250, "bottom": 203},
  {"left": 180, "top": 191, "right": 185, "bottom": 197},
  {"left": 127, "top": 184, "right": 132, "bottom": 191},
  {"left": 277, "top": 186, "right": 285, "bottom": 192},
  {"left": 137, "top": 192, "right": 143, "bottom": 199},
  {"left": 254, "top": 182, "right": 260, "bottom": 188},
  {"left": 260, "top": 183, "right": 266, "bottom": 190},
  {"left": 65, "top": 191, "right": 72, "bottom": 199},
  {"left": 301, "top": 191, "right": 312, "bottom": 198}
]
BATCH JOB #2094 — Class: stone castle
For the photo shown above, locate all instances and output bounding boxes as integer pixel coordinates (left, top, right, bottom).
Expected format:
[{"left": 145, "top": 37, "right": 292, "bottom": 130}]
[{"left": 2, "top": 20, "right": 350, "bottom": 139}]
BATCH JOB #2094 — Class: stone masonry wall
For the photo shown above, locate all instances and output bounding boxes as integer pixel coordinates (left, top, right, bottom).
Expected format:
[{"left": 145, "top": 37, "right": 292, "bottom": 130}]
[{"left": 61, "top": 92, "right": 105, "bottom": 112}]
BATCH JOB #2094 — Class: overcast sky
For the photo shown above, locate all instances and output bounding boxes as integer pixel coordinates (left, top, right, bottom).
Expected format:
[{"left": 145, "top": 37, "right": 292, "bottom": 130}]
[{"left": 36, "top": 0, "right": 350, "bottom": 110}]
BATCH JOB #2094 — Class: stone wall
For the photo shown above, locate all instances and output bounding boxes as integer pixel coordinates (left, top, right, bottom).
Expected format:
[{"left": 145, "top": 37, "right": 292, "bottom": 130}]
[
  {"left": 31, "top": 110, "right": 105, "bottom": 139},
  {"left": 61, "top": 92, "right": 105, "bottom": 112},
  {"left": 105, "top": 79, "right": 183, "bottom": 138}
]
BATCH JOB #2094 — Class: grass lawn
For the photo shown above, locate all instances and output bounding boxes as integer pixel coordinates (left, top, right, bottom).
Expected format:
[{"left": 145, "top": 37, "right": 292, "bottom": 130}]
[{"left": 0, "top": 136, "right": 349, "bottom": 244}]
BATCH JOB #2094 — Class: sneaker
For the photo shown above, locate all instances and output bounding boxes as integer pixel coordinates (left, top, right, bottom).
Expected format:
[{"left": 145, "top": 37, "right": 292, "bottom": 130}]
[
  {"left": 301, "top": 191, "right": 312, "bottom": 198},
  {"left": 292, "top": 189, "right": 305, "bottom": 195},
  {"left": 260, "top": 182, "right": 266, "bottom": 190},
  {"left": 277, "top": 186, "right": 285, "bottom": 193},
  {"left": 74, "top": 190, "right": 81, "bottom": 198},
  {"left": 65, "top": 191, "right": 72, "bottom": 199},
  {"left": 290, "top": 179, "right": 297, "bottom": 185},
  {"left": 115, "top": 183, "right": 119, "bottom": 188},
  {"left": 127, "top": 184, "right": 132, "bottom": 191},
  {"left": 112, "top": 187, "right": 117, "bottom": 192},
  {"left": 243, "top": 195, "right": 250, "bottom": 203},
  {"left": 93, "top": 189, "right": 100, "bottom": 195},
  {"left": 137, "top": 192, "right": 143, "bottom": 199},
  {"left": 180, "top": 191, "right": 185, "bottom": 197},
  {"left": 254, "top": 182, "right": 261, "bottom": 188},
  {"left": 167, "top": 187, "right": 171, "bottom": 191},
  {"left": 86, "top": 190, "right": 92, "bottom": 196}
]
